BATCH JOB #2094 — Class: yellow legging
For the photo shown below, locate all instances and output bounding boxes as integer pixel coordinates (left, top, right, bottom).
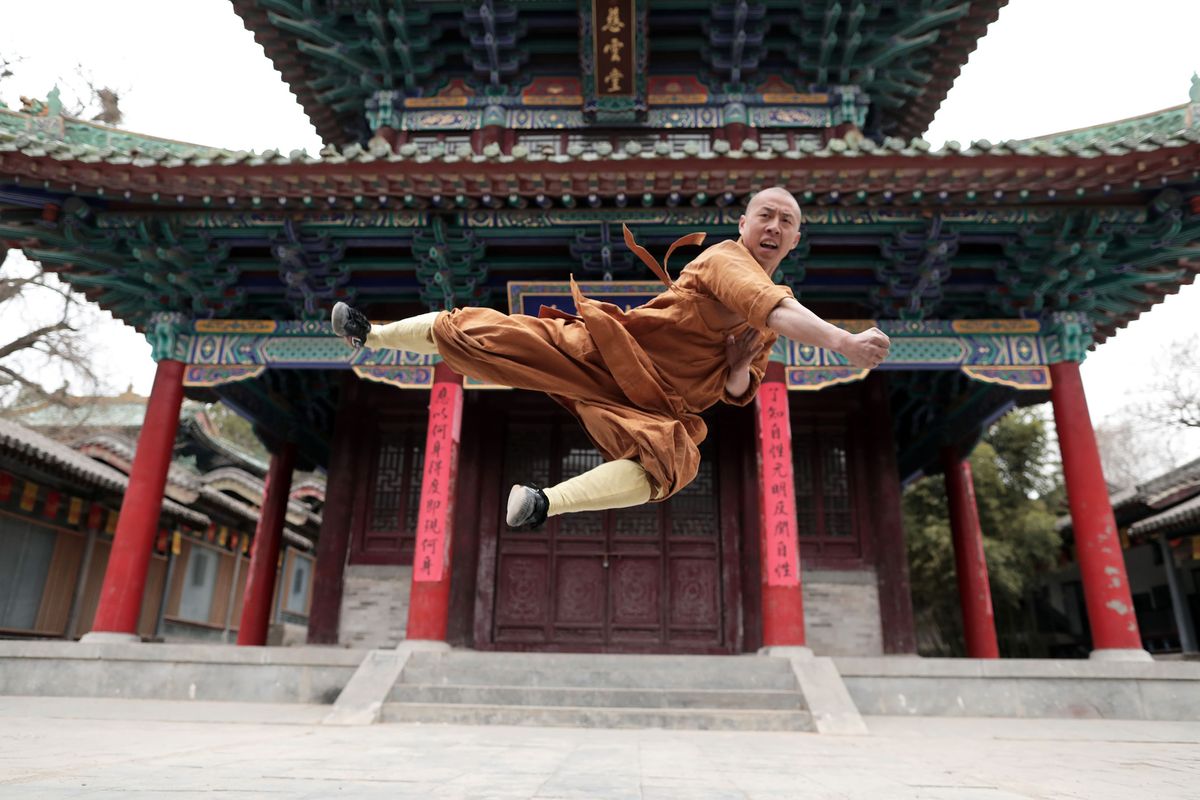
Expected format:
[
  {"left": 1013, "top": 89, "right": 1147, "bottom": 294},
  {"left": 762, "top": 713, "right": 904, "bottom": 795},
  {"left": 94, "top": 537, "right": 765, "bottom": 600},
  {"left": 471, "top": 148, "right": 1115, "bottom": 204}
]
[
  {"left": 365, "top": 312, "right": 663, "bottom": 513},
  {"left": 544, "top": 458, "right": 659, "bottom": 516},
  {"left": 366, "top": 312, "right": 442, "bottom": 354}
]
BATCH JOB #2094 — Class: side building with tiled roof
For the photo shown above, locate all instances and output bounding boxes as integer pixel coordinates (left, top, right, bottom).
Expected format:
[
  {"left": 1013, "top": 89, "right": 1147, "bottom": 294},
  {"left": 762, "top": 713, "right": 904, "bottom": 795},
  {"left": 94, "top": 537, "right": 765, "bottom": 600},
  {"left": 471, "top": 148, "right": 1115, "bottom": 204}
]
[
  {"left": 1036, "top": 457, "right": 1200, "bottom": 656},
  {"left": 0, "top": 395, "right": 324, "bottom": 644}
]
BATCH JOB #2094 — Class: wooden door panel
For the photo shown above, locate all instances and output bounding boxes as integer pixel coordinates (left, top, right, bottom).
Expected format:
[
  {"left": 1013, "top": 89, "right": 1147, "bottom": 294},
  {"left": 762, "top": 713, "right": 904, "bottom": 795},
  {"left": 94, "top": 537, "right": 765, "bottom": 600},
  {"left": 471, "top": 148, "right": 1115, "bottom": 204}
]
[
  {"left": 669, "top": 557, "right": 720, "bottom": 629},
  {"left": 553, "top": 557, "right": 605, "bottom": 626},
  {"left": 494, "top": 553, "right": 550, "bottom": 642},
  {"left": 610, "top": 557, "right": 661, "bottom": 627},
  {"left": 491, "top": 412, "right": 732, "bottom": 652}
]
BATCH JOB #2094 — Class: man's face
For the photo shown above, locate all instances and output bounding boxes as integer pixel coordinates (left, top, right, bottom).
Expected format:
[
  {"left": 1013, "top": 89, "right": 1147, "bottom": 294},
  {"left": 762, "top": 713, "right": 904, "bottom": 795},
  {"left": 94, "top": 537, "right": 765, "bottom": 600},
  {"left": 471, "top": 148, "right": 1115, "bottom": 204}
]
[{"left": 738, "top": 190, "right": 803, "bottom": 271}]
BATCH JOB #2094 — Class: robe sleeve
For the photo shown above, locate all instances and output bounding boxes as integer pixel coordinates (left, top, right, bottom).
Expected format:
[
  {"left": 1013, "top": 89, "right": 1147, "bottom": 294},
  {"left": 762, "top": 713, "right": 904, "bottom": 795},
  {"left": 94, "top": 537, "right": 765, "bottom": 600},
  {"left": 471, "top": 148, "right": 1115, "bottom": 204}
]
[
  {"left": 696, "top": 242, "right": 795, "bottom": 330},
  {"left": 721, "top": 333, "right": 778, "bottom": 406}
]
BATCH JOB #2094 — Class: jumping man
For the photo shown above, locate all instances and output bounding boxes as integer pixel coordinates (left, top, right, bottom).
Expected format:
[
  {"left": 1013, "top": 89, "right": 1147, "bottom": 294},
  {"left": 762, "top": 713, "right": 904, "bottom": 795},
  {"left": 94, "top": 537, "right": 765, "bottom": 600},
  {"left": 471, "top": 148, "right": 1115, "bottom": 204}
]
[{"left": 331, "top": 187, "right": 890, "bottom": 529}]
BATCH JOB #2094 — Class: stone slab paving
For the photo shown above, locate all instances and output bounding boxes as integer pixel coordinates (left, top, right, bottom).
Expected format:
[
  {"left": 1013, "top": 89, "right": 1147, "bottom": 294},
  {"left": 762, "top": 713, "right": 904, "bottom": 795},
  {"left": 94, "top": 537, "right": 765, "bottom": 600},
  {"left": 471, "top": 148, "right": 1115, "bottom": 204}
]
[{"left": 0, "top": 696, "right": 1198, "bottom": 799}]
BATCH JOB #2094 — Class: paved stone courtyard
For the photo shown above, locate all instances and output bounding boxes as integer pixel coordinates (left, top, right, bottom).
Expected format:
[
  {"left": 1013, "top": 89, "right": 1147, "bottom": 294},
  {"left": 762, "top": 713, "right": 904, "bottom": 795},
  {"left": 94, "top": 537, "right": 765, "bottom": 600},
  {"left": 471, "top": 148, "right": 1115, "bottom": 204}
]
[{"left": 0, "top": 696, "right": 1197, "bottom": 799}]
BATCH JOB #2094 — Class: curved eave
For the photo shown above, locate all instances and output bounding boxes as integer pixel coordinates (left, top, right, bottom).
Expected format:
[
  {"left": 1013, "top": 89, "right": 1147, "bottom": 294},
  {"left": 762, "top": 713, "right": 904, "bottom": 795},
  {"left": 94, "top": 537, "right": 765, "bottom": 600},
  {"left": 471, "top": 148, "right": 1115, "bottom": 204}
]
[
  {"left": 2, "top": 137, "right": 1198, "bottom": 209},
  {"left": 892, "top": 1, "right": 1007, "bottom": 140},
  {"left": 3, "top": 135, "right": 1197, "bottom": 352},
  {"left": 231, "top": 0, "right": 348, "bottom": 145},
  {"left": 1129, "top": 493, "right": 1200, "bottom": 538},
  {"left": 1091, "top": 265, "right": 1199, "bottom": 347},
  {"left": 228, "top": 1, "right": 1006, "bottom": 143}
]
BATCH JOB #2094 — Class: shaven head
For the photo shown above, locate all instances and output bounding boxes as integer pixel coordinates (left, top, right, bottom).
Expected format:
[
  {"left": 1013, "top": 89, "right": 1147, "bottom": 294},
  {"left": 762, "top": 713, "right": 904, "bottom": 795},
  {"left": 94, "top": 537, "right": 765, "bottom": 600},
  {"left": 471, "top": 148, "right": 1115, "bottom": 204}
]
[
  {"left": 746, "top": 187, "right": 802, "bottom": 219},
  {"left": 738, "top": 187, "right": 803, "bottom": 271}
]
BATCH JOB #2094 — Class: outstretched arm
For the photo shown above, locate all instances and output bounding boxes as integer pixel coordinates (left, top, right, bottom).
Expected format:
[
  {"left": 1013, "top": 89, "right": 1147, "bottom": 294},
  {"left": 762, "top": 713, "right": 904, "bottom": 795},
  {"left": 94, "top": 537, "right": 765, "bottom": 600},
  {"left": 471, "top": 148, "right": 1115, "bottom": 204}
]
[{"left": 765, "top": 297, "right": 890, "bottom": 369}]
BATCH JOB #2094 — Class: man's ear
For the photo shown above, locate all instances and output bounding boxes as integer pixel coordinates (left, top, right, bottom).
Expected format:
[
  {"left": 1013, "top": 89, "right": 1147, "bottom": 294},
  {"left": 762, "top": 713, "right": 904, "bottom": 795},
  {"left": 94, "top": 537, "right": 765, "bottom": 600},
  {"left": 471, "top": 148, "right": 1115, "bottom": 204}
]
[
  {"left": 738, "top": 214, "right": 747, "bottom": 236},
  {"left": 787, "top": 230, "right": 802, "bottom": 252}
]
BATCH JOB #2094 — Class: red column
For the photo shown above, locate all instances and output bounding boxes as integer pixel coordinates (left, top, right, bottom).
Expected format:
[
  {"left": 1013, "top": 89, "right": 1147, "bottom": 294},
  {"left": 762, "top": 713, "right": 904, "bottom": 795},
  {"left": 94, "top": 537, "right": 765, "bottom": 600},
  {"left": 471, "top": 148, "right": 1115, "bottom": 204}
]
[
  {"left": 86, "top": 359, "right": 185, "bottom": 639},
  {"left": 307, "top": 376, "right": 360, "bottom": 644},
  {"left": 756, "top": 362, "right": 806, "bottom": 647},
  {"left": 940, "top": 447, "right": 1000, "bottom": 658},
  {"left": 1050, "top": 360, "right": 1144, "bottom": 653},
  {"left": 406, "top": 363, "right": 464, "bottom": 641},
  {"left": 237, "top": 441, "right": 297, "bottom": 646},
  {"left": 865, "top": 374, "right": 917, "bottom": 654}
]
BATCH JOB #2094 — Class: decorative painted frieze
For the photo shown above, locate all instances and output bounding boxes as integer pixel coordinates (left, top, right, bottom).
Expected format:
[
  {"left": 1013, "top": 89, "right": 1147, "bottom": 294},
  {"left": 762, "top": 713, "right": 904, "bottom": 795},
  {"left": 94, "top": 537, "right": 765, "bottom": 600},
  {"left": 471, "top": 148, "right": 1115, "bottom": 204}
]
[{"left": 164, "top": 308, "right": 1060, "bottom": 394}]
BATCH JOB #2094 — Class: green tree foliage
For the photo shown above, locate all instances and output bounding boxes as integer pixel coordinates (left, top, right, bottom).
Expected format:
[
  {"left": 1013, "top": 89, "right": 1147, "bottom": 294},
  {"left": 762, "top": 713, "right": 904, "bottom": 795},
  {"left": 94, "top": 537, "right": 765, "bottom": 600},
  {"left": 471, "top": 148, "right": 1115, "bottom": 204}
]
[{"left": 904, "top": 409, "right": 1064, "bottom": 656}]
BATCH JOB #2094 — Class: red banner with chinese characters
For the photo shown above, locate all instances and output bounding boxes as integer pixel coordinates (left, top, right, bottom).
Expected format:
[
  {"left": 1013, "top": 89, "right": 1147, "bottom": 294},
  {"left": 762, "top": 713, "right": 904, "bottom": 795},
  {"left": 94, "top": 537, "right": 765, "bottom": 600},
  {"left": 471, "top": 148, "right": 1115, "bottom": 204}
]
[
  {"left": 593, "top": 0, "right": 636, "bottom": 97},
  {"left": 756, "top": 381, "right": 801, "bottom": 587},
  {"left": 413, "top": 379, "right": 464, "bottom": 582}
]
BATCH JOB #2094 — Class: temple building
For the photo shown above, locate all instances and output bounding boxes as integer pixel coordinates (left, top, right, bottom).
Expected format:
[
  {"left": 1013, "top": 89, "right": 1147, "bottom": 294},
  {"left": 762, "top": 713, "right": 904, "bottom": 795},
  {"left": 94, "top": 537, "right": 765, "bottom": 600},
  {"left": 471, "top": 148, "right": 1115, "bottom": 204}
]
[
  {"left": 0, "top": 401, "right": 323, "bottom": 643},
  {"left": 1, "top": 1, "right": 1198, "bottom": 659}
]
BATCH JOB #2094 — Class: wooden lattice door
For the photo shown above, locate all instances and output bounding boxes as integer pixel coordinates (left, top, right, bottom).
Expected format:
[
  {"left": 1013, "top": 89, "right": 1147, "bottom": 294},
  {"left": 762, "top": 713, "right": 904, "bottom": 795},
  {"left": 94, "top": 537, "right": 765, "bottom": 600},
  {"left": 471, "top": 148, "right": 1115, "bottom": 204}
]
[{"left": 492, "top": 418, "right": 727, "bottom": 652}]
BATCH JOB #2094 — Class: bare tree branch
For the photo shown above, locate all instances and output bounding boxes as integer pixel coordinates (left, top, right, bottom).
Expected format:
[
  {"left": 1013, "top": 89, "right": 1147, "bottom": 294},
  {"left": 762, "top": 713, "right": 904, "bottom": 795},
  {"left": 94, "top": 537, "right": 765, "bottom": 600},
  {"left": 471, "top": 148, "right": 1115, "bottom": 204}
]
[
  {"left": 0, "top": 256, "right": 106, "bottom": 413},
  {"left": 0, "top": 321, "right": 74, "bottom": 361},
  {"left": 1136, "top": 338, "right": 1200, "bottom": 431}
]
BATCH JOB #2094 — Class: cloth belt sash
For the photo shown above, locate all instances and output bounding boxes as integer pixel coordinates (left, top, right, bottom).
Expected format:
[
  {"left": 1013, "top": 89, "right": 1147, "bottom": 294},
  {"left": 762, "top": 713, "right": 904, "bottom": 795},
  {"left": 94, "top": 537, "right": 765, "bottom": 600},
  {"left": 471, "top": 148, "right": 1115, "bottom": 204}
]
[{"left": 537, "top": 225, "right": 708, "bottom": 415}]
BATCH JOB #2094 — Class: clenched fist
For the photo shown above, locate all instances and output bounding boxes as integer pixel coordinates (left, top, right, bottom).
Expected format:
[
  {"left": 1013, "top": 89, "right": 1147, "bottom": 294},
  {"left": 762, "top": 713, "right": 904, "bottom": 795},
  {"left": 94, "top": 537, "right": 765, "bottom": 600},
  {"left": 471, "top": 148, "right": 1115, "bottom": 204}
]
[{"left": 842, "top": 327, "right": 890, "bottom": 369}]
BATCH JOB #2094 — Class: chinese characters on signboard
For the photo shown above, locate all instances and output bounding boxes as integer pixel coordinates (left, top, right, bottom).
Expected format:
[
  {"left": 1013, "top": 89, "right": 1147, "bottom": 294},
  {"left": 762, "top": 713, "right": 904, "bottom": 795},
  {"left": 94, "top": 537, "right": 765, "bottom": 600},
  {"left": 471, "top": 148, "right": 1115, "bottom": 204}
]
[
  {"left": 413, "top": 380, "right": 464, "bottom": 583},
  {"left": 593, "top": 0, "right": 635, "bottom": 97},
  {"left": 757, "top": 382, "right": 801, "bottom": 587}
]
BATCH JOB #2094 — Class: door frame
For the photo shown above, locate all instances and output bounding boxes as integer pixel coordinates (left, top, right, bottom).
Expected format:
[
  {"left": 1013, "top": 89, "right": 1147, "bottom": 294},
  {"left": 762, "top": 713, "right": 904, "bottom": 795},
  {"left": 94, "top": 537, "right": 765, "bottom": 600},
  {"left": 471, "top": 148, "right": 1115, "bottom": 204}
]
[{"left": 471, "top": 396, "right": 746, "bottom": 654}]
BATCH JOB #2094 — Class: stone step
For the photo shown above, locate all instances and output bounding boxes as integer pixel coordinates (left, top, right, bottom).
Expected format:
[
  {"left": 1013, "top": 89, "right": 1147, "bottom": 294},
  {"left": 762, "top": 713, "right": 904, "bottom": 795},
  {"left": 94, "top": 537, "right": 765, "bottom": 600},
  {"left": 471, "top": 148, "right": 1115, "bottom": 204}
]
[
  {"left": 401, "top": 651, "right": 798, "bottom": 691},
  {"left": 380, "top": 701, "right": 815, "bottom": 731},
  {"left": 389, "top": 683, "right": 805, "bottom": 710}
]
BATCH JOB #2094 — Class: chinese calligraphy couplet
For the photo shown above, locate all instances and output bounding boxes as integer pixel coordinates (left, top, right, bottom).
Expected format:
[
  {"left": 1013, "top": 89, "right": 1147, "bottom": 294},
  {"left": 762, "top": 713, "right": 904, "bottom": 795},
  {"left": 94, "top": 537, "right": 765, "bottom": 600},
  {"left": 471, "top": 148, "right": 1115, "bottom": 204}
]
[
  {"left": 412, "top": 369, "right": 464, "bottom": 583},
  {"left": 757, "top": 382, "right": 800, "bottom": 588}
]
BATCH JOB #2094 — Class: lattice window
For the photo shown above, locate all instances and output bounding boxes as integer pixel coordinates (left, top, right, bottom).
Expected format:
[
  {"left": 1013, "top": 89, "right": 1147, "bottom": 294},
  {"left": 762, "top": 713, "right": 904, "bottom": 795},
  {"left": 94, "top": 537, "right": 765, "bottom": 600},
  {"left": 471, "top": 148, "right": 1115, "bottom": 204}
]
[
  {"left": 821, "top": 435, "right": 852, "bottom": 537},
  {"left": 792, "top": 425, "right": 861, "bottom": 560},
  {"left": 669, "top": 456, "right": 717, "bottom": 537},
  {"left": 502, "top": 422, "right": 552, "bottom": 491},
  {"left": 352, "top": 425, "right": 425, "bottom": 564},
  {"left": 370, "top": 437, "right": 409, "bottom": 531},
  {"left": 557, "top": 425, "right": 604, "bottom": 538}
]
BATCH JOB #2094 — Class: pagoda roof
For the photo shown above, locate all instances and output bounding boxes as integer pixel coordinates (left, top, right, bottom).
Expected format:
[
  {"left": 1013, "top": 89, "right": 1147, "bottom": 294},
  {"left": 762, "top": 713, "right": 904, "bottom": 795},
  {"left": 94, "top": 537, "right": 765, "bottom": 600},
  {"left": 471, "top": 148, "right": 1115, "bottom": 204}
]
[
  {"left": 230, "top": 0, "right": 1004, "bottom": 143},
  {"left": 3, "top": 91, "right": 1200, "bottom": 485},
  {"left": 3, "top": 99, "right": 1198, "bottom": 345},
  {"left": 1021, "top": 76, "right": 1200, "bottom": 149},
  {"left": 3, "top": 113, "right": 1198, "bottom": 208},
  {"left": 1021, "top": 105, "right": 1198, "bottom": 150}
]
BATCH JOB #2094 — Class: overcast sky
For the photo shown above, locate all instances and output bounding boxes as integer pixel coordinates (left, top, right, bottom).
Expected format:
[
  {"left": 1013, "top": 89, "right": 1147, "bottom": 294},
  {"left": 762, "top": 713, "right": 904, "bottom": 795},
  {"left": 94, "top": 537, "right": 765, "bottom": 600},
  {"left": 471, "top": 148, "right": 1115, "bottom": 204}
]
[{"left": 2, "top": 0, "right": 1198, "bottom": 463}]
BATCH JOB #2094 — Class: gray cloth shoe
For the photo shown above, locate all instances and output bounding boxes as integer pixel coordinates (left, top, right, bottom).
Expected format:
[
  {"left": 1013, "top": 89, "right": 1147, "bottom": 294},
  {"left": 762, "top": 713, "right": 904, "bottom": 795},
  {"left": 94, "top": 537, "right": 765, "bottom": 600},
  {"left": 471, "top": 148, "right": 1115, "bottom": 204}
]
[
  {"left": 331, "top": 301, "right": 370, "bottom": 348},
  {"left": 506, "top": 485, "right": 549, "bottom": 529}
]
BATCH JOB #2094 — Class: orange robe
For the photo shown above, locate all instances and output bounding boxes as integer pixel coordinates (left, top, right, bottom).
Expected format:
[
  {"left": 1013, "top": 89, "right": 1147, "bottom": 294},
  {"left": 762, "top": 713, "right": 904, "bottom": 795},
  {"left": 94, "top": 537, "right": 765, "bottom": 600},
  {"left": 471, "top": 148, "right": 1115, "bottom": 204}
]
[{"left": 431, "top": 235, "right": 794, "bottom": 499}]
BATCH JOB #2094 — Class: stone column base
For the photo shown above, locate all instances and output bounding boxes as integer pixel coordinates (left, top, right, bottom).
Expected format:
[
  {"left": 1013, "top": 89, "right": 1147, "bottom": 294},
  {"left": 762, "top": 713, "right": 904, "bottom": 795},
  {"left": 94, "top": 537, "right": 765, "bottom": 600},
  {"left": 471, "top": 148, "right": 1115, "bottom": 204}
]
[
  {"left": 1089, "top": 648, "right": 1154, "bottom": 662},
  {"left": 758, "top": 645, "right": 814, "bottom": 660},
  {"left": 79, "top": 631, "right": 140, "bottom": 644},
  {"left": 398, "top": 639, "right": 452, "bottom": 652}
]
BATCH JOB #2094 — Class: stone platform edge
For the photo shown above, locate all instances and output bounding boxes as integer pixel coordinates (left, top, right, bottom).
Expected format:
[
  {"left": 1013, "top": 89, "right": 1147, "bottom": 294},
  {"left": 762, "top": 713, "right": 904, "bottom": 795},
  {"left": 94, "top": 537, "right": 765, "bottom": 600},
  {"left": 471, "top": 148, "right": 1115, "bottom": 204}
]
[
  {"left": 833, "top": 656, "right": 1200, "bottom": 680},
  {"left": 0, "top": 640, "right": 365, "bottom": 667}
]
